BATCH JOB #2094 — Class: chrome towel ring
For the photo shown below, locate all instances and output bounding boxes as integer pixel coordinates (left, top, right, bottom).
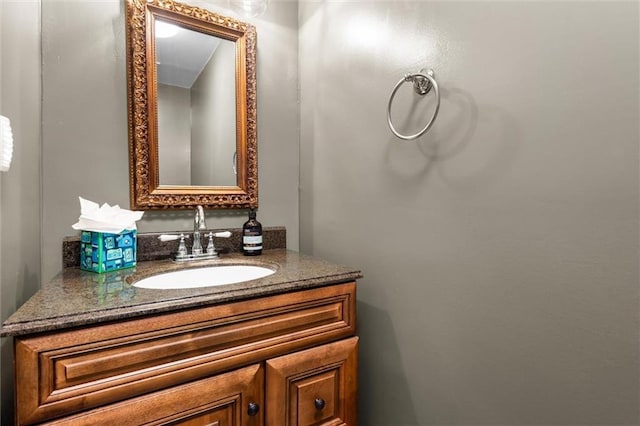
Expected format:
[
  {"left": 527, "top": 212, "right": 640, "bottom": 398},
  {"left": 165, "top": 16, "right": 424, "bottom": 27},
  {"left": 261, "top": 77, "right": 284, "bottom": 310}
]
[{"left": 387, "top": 68, "right": 440, "bottom": 140}]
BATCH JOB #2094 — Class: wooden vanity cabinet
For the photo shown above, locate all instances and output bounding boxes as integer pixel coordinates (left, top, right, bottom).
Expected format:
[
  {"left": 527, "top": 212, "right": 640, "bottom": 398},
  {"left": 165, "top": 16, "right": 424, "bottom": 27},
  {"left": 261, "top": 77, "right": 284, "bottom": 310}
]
[{"left": 14, "top": 282, "right": 357, "bottom": 426}]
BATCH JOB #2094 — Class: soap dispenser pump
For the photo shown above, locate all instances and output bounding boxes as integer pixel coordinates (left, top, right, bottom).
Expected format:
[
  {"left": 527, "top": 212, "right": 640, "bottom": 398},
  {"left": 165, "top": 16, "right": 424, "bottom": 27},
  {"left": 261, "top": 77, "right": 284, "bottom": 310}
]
[{"left": 242, "top": 209, "right": 262, "bottom": 256}]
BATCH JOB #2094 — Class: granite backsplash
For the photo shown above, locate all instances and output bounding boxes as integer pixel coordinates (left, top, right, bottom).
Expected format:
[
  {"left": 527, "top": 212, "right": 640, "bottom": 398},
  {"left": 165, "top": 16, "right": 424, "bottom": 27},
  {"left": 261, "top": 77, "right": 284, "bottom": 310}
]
[{"left": 63, "top": 227, "right": 286, "bottom": 268}]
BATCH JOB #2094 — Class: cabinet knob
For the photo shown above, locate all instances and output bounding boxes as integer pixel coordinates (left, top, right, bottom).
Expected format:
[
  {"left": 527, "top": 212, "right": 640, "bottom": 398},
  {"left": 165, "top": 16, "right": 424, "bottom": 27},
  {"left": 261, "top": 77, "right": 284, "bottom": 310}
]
[
  {"left": 314, "top": 398, "right": 326, "bottom": 410},
  {"left": 247, "top": 402, "right": 260, "bottom": 416}
]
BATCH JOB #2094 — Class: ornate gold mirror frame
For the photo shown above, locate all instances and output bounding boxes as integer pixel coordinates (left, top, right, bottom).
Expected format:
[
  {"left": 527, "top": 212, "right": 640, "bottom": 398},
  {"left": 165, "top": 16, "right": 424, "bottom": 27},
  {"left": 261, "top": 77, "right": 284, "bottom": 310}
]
[{"left": 126, "top": 0, "right": 257, "bottom": 209}]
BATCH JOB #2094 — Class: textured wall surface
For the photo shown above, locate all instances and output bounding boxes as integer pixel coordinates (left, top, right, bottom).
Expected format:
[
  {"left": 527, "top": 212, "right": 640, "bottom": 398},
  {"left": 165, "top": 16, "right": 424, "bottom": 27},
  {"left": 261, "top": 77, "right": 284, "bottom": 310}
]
[
  {"left": 0, "top": 2, "right": 42, "bottom": 423},
  {"left": 299, "top": 2, "right": 639, "bottom": 424}
]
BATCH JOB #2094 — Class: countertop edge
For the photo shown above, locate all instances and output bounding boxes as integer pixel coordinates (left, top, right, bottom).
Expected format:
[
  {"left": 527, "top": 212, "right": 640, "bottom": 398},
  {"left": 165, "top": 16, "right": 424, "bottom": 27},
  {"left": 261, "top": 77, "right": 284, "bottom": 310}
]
[{"left": 1, "top": 253, "right": 363, "bottom": 337}]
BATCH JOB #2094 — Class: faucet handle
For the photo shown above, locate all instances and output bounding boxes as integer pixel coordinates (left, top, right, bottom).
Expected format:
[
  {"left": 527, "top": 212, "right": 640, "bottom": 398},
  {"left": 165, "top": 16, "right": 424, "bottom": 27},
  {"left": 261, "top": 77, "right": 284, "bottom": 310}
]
[
  {"left": 206, "top": 231, "right": 232, "bottom": 255},
  {"left": 206, "top": 232, "right": 216, "bottom": 255},
  {"left": 158, "top": 234, "right": 190, "bottom": 242},
  {"left": 176, "top": 234, "right": 188, "bottom": 258},
  {"left": 159, "top": 234, "right": 190, "bottom": 259}
]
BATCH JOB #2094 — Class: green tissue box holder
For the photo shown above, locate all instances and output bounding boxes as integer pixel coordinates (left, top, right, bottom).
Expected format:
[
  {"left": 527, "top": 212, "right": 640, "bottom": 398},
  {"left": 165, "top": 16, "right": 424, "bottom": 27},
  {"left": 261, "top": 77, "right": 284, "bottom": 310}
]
[{"left": 80, "top": 230, "right": 137, "bottom": 274}]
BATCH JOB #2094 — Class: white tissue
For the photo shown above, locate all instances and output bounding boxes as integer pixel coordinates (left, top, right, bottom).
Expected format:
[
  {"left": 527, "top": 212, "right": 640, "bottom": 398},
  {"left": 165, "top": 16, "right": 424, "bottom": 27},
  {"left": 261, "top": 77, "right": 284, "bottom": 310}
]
[
  {"left": 0, "top": 115, "right": 14, "bottom": 172},
  {"left": 71, "top": 197, "right": 144, "bottom": 234}
]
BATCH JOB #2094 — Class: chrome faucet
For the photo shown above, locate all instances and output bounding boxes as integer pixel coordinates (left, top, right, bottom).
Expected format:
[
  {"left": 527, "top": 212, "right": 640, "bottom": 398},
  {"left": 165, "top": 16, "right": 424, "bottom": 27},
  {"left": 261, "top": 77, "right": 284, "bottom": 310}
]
[
  {"left": 191, "top": 205, "right": 206, "bottom": 255},
  {"left": 158, "top": 206, "right": 231, "bottom": 262}
]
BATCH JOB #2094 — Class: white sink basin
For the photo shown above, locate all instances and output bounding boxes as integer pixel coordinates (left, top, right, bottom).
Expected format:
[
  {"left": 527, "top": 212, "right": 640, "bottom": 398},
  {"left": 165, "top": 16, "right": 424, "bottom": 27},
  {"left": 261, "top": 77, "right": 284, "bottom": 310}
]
[{"left": 133, "top": 265, "right": 275, "bottom": 290}]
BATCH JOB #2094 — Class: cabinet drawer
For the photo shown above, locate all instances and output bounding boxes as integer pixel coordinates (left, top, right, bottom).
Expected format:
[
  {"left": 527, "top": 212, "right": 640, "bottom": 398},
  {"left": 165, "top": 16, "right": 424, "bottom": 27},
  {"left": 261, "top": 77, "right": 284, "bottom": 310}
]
[
  {"left": 266, "top": 336, "right": 358, "bottom": 426},
  {"left": 43, "top": 363, "right": 264, "bottom": 426},
  {"left": 16, "top": 282, "right": 356, "bottom": 425}
]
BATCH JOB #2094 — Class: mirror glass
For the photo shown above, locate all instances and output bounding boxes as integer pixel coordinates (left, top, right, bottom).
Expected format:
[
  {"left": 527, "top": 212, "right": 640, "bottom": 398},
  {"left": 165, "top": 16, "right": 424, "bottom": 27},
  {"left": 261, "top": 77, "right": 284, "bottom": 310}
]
[
  {"left": 126, "top": 0, "right": 258, "bottom": 209},
  {"left": 156, "top": 19, "right": 237, "bottom": 187}
]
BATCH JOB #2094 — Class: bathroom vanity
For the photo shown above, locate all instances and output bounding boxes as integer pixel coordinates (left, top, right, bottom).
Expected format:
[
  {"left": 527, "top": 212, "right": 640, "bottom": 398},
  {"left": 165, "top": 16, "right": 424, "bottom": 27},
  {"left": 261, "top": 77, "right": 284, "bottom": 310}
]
[{"left": 2, "top": 249, "right": 361, "bottom": 425}]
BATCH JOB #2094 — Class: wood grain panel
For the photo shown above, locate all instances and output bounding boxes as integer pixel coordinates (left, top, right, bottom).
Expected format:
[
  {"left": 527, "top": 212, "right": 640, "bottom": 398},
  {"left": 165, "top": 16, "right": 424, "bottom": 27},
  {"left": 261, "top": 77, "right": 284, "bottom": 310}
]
[
  {"left": 42, "top": 363, "right": 263, "bottom": 426},
  {"left": 16, "top": 282, "right": 356, "bottom": 425},
  {"left": 266, "top": 337, "right": 358, "bottom": 426}
]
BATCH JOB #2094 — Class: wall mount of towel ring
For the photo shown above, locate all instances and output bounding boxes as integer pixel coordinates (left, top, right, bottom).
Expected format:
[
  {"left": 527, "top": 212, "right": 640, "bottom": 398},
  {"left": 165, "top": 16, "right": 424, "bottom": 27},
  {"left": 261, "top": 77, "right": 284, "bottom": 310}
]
[{"left": 387, "top": 68, "right": 440, "bottom": 141}]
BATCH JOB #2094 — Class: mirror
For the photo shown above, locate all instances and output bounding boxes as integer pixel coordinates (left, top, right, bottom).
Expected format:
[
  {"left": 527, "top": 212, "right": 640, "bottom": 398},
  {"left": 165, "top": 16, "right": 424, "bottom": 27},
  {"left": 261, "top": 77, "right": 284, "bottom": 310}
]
[
  {"left": 156, "top": 20, "right": 238, "bottom": 187},
  {"left": 126, "top": 0, "right": 258, "bottom": 209}
]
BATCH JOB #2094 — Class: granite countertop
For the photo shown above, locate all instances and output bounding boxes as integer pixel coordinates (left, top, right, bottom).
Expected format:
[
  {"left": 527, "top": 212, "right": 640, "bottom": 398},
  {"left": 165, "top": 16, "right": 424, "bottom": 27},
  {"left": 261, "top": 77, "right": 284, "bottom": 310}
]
[{"left": 1, "top": 249, "right": 362, "bottom": 337}]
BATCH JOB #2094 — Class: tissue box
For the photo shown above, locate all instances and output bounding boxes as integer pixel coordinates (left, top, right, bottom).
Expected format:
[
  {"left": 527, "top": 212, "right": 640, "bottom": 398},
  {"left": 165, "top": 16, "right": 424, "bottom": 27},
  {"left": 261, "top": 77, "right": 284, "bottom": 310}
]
[{"left": 80, "top": 230, "right": 137, "bottom": 274}]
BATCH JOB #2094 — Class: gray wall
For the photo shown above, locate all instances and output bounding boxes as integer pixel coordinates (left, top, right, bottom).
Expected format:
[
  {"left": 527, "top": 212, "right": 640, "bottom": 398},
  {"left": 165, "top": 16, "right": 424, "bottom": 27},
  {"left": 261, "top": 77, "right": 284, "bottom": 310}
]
[
  {"left": 299, "top": 1, "right": 639, "bottom": 424},
  {"left": 41, "top": 0, "right": 300, "bottom": 283},
  {"left": 0, "top": 1, "right": 42, "bottom": 423},
  {"left": 158, "top": 83, "right": 192, "bottom": 185},
  {"left": 41, "top": 1, "right": 132, "bottom": 282},
  {"left": 191, "top": 38, "right": 237, "bottom": 186}
]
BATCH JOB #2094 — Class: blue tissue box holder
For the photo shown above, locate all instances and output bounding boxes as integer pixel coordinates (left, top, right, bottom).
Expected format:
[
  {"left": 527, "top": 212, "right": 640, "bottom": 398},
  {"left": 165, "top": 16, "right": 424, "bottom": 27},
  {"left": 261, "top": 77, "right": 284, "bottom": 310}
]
[{"left": 80, "top": 230, "right": 137, "bottom": 274}]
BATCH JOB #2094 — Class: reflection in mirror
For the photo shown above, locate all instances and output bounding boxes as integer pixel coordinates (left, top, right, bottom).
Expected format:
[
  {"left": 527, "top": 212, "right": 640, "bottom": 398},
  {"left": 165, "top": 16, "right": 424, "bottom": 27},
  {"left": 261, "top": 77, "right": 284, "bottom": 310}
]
[
  {"left": 156, "top": 19, "right": 237, "bottom": 187},
  {"left": 126, "top": 0, "right": 257, "bottom": 209}
]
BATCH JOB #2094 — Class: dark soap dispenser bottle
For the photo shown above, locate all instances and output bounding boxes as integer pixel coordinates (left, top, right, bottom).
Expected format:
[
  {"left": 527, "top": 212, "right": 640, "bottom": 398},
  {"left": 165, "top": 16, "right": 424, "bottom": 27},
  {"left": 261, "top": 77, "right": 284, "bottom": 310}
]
[{"left": 242, "top": 209, "right": 262, "bottom": 256}]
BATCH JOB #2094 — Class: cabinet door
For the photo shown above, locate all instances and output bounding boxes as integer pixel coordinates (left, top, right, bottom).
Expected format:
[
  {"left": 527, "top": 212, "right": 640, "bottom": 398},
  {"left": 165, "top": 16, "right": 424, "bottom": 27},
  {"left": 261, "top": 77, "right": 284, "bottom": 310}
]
[
  {"left": 266, "top": 337, "right": 358, "bottom": 426},
  {"left": 43, "top": 364, "right": 264, "bottom": 426}
]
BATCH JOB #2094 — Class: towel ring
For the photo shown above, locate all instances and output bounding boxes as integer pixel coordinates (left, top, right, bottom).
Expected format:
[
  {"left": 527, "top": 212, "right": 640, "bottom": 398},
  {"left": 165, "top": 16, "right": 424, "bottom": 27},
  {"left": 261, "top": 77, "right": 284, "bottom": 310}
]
[{"left": 387, "top": 69, "right": 440, "bottom": 141}]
